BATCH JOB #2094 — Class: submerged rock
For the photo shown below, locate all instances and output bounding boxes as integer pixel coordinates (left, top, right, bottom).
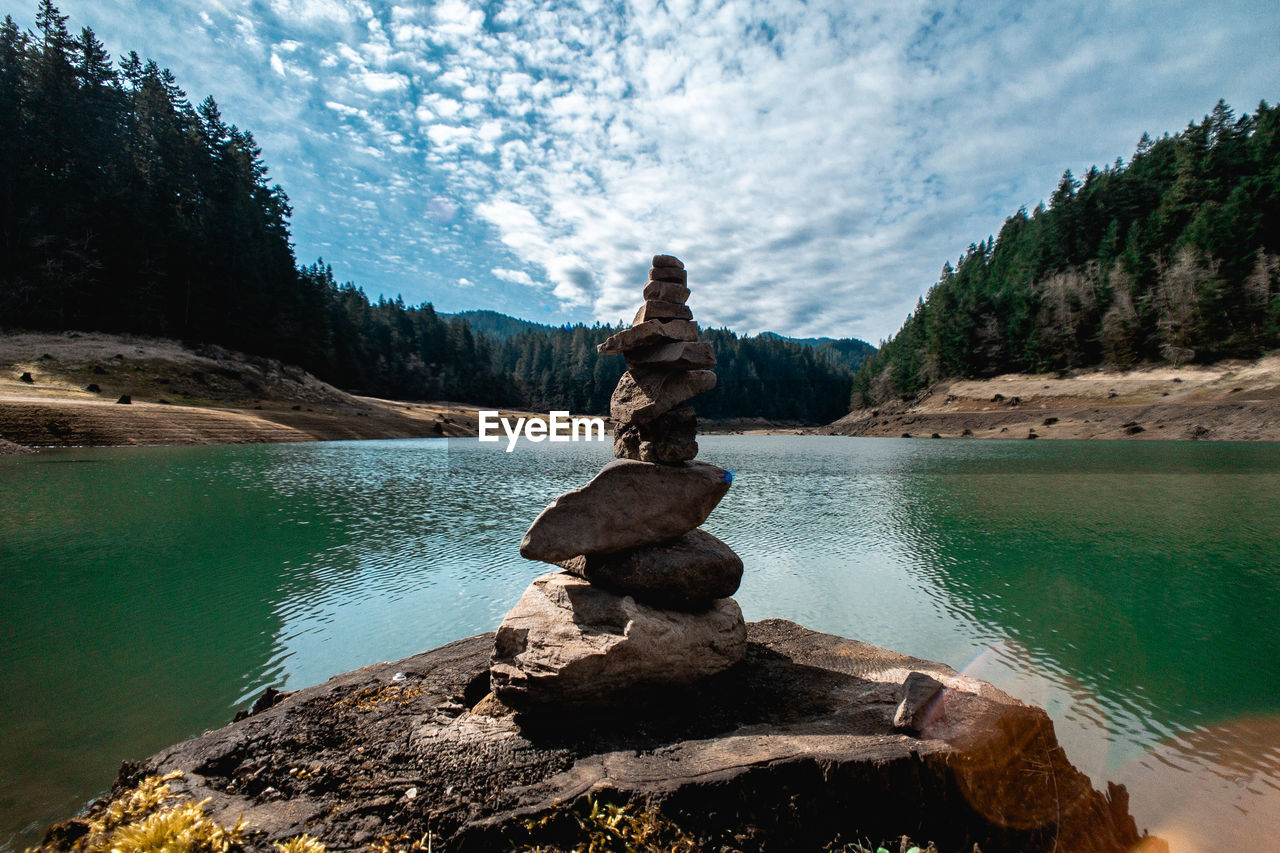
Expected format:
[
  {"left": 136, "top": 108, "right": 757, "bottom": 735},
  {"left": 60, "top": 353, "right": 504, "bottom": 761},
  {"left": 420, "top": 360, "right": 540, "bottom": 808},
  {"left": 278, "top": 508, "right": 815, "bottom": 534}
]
[
  {"left": 489, "top": 572, "right": 746, "bottom": 710},
  {"left": 36, "top": 620, "right": 1158, "bottom": 853},
  {"left": 520, "top": 459, "right": 731, "bottom": 562}
]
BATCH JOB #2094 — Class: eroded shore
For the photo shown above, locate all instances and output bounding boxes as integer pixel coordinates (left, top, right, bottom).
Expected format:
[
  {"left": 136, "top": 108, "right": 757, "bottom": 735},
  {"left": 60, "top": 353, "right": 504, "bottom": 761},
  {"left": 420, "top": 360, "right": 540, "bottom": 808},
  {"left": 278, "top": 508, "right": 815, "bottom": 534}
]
[
  {"left": 823, "top": 354, "right": 1280, "bottom": 441},
  {"left": 0, "top": 331, "right": 547, "bottom": 449},
  {"left": 5, "top": 331, "right": 1279, "bottom": 449}
]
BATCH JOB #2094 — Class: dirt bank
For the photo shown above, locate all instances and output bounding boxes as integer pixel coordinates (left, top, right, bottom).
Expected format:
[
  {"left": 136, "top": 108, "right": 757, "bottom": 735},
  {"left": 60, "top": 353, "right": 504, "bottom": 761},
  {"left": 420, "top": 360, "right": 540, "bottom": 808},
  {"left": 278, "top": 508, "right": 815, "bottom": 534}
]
[
  {"left": 823, "top": 354, "right": 1280, "bottom": 441},
  {"left": 0, "top": 331, "right": 543, "bottom": 448}
]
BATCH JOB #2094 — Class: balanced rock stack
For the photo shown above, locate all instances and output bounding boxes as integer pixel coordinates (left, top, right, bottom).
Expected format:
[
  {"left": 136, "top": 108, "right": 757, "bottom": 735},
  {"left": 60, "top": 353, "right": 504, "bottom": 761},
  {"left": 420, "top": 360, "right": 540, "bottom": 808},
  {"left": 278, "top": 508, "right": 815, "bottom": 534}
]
[{"left": 490, "top": 255, "right": 745, "bottom": 711}]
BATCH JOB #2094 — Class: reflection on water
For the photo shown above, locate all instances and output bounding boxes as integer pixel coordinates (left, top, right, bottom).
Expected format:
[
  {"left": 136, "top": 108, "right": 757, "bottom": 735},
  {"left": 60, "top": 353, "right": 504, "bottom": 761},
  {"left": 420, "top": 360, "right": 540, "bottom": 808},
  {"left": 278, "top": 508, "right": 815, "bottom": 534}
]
[{"left": 2, "top": 436, "right": 1279, "bottom": 851}]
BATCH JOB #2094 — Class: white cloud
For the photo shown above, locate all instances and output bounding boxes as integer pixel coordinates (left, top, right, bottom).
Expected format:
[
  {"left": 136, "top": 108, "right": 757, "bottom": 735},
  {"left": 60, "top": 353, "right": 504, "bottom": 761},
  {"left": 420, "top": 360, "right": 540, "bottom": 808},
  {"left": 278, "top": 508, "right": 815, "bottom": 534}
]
[
  {"left": 359, "top": 71, "right": 408, "bottom": 92},
  {"left": 268, "top": 0, "right": 355, "bottom": 28},
  {"left": 59, "top": 0, "right": 1280, "bottom": 337},
  {"left": 325, "top": 101, "right": 364, "bottom": 118},
  {"left": 433, "top": 0, "right": 484, "bottom": 37},
  {"left": 492, "top": 267, "right": 535, "bottom": 286},
  {"left": 426, "top": 124, "right": 473, "bottom": 151}
]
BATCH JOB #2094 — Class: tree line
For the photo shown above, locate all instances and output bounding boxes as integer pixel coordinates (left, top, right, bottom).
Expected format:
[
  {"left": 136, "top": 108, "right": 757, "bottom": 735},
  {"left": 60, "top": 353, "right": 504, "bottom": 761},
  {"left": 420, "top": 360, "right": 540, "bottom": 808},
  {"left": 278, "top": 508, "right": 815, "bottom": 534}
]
[
  {"left": 854, "top": 99, "right": 1280, "bottom": 406},
  {"left": 0, "top": 2, "right": 860, "bottom": 422},
  {"left": 492, "top": 323, "right": 857, "bottom": 423}
]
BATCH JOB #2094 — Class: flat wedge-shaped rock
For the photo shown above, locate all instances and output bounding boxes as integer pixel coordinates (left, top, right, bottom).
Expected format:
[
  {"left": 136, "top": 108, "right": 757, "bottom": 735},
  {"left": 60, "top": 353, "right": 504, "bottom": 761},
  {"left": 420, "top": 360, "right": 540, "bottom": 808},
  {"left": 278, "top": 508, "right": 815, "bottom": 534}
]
[
  {"left": 520, "top": 459, "right": 730, "bottom": 561},
  {"left": 633, "top": 300, "right": 693, "bottom": 323},
  {"left": 490, "top": 572, "right": 746, "bottom": 710},
  {"left": 625, "top": 341, "right": 716, "bottom": 370},
  {"left": 558, "top": 528, "right": 743, "bottom": 610},
  {"left": 610, "top": 368, "right": 716, "bottom": 425},
  {"left": 652, "top": 253, "right": 684, "bottom": 268},
  {"left": 597, "top": 319, "right": 698, "bottom": 354}
]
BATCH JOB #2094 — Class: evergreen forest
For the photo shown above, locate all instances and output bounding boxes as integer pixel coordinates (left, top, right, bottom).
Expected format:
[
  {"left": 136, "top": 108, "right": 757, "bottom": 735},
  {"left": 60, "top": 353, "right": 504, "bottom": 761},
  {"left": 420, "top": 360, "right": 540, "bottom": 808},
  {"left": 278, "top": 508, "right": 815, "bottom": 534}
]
[
  {"left": 0, "top": 2, "right": 862, "bottom": 423},
  {"left": 854, "top": 99, "right": 1280, "bottom": 406}
]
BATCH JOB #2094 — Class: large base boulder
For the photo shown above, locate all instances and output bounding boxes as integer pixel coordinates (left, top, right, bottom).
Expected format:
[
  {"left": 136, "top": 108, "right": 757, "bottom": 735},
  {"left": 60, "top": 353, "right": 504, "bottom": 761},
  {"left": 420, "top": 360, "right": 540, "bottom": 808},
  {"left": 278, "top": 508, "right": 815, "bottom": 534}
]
[{"left": 489, "top": 573, "right": 746, "bottom": 711}]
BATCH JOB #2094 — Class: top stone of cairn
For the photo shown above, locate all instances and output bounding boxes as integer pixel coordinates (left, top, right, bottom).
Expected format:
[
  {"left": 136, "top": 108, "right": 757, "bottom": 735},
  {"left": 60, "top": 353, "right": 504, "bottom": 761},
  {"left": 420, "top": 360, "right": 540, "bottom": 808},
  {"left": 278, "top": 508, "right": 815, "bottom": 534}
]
[{"left": 652, "top": 254, "right": 684, "bottom": 269}]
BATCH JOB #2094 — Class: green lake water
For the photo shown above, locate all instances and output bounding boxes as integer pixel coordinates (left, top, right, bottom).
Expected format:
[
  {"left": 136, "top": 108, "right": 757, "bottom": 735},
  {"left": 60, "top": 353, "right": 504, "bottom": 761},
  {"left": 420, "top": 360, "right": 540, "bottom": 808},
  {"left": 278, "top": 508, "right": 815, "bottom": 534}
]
[{"left": 2, "top": 436, "right": 1279, "bottom": 851}]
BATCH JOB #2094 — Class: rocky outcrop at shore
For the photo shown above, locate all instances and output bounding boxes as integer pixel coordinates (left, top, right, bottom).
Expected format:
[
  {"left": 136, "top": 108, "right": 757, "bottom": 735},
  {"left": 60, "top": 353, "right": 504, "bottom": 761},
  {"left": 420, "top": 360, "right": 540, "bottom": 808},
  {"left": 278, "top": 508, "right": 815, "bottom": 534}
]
[
  {"left": 36, "top": 620, "right": 1156, "bottom": 853},
  {"left": 0, "top": 437, "right": 35, "bottom": 455}
]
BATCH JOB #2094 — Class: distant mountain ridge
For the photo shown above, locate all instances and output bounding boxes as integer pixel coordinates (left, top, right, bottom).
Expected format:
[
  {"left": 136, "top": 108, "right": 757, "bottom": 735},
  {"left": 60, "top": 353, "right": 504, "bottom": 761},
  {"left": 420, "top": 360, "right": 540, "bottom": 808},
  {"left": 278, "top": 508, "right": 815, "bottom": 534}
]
[
  {"left": 438, "top": 310, "right": 562, "bottom": 341},
  {"left": 757, "top": 331, "right": 876, "bottom": 372},
  {"left": 442, "top": 310, "right": 875, "bottom": 423},
  {"left": 445, "top": 310, "right": 876, "bottom": 369}
]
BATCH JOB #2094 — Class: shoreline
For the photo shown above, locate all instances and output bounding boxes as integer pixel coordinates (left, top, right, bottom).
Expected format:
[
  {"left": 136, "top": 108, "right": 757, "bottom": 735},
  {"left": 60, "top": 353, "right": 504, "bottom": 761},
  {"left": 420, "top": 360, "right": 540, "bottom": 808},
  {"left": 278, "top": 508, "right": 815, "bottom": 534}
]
[
  {"left": 5, "top": 331, "right": 1279, "bottom": 450},
  {"left": 0, "top": 331, "right": 564, "bottom": 451},
  {"left": 824, "top": 353, "right": 1280, "bottom": 442}
]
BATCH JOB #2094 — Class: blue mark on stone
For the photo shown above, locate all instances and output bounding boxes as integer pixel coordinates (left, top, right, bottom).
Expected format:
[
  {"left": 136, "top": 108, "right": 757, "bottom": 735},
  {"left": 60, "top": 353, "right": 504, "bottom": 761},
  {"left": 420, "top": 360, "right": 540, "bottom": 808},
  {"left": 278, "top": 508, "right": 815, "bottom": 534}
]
[{"left": 723, "top": 470, "right": 735, "bottom": 484}]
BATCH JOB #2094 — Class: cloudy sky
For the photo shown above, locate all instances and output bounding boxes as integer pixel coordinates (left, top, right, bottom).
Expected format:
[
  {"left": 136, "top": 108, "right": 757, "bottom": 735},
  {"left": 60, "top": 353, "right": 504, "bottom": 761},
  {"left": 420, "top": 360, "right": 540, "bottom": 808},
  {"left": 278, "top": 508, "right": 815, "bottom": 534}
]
[{"left": 15, "top": 0, "right": 1279, "bottom": 341}]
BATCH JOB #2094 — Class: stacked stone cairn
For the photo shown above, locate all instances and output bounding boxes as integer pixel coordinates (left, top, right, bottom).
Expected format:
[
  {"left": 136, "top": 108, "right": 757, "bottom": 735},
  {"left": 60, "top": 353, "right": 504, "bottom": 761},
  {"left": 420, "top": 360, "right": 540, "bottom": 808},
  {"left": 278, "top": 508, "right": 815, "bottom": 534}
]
[{"left": 490, "top": 254, "right": 746, "bottom": 711}]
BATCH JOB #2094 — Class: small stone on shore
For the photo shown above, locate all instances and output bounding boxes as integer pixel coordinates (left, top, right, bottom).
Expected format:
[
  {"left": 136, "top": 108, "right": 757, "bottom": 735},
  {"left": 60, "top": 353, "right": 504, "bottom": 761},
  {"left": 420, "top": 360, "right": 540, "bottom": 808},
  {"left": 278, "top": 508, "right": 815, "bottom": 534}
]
[{"left": 892, "top": 671, "right": 947, "bottom": 735}]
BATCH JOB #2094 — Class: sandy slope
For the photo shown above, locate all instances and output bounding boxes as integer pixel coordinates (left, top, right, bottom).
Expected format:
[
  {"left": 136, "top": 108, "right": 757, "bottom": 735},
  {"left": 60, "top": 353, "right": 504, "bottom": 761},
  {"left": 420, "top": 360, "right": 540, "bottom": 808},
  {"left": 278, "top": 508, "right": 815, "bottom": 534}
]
[
  {"left": 0, "top": 331, "right": 542, "bottom": 449},
  {"left": 823, "top": 353, "right": 1280, "bottom": 441}
]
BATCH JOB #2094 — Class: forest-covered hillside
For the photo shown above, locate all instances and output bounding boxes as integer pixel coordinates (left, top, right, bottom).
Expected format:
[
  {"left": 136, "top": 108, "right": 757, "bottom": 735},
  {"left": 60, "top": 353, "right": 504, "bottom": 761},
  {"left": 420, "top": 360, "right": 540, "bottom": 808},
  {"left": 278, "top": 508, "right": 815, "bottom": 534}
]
[
  {"left": 854, "top": 99, "right": 1280, "bottom": 406},
  {"left": 0, "top": 2, "right": 857, "bottom": 422},
  {"left": 439, "top": 312, "right": 869, "bottom": 422}
]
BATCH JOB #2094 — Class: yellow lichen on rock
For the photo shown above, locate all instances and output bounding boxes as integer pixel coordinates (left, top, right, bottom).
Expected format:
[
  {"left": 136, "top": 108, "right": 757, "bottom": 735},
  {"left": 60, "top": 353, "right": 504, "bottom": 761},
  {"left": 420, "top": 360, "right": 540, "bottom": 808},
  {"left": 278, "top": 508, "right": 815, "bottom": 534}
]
[
  {"left": 104, "top": 800, "right": 245, "bottom": 853},
  {"left": 518, "top": 797, "right": 697, "bottom": 853},
  {"left": 271, "top": 836, "right": 326, "bottom": 853},
  {"left": 32, "top": 773, "right": 247, "bottom": 853}
]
